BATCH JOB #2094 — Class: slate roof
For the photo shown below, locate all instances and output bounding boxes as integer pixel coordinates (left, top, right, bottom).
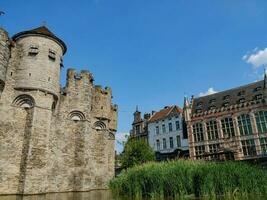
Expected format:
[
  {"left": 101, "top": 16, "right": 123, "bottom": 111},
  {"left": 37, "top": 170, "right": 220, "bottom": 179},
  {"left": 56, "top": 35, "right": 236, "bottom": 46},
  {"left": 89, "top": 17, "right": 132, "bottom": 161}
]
[
  {"left": 12, "top": 26, "right": 67, "bottom": 54},
  {"left": 149, "top": 106, "right": 182, "bottom": 123},
  {"left": 192, "top": 80, "right": 265, "bottom": 114}
]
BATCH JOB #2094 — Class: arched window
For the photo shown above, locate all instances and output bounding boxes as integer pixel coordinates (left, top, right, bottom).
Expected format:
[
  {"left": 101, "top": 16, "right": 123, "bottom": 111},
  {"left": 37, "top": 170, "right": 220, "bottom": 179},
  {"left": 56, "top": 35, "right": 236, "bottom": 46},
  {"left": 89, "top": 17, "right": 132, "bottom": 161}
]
[
  {"left": 13, "top": 94, "right": 35, "bottom": 108},
  {"left": 94, "top": 121, "right": 106, "bottom": 130},
  {"left": 68, "top": 110, "right": 86, "bottom": 121}
]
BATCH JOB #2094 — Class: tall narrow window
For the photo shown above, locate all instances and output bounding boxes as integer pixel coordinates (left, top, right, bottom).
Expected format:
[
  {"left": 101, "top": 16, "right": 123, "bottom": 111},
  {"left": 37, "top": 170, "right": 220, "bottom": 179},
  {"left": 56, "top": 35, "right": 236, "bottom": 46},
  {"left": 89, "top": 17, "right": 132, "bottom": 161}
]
[
  {"left": 28, "top": 45, "right": 39, "bottom": 56},
  {"left": 163, "top": 138, "right": 167, "bottom": 149},
  {"left": 221, "top": 117, "right": 235, "bottom": 138},
  {"left": 135, "top": 125, "right": 141, "bottom": 134},
  {"left": 209, "top": 144, "right": 220, "bottom": 160},
  {"left": 176, "top": 135, "right": 181, "bottom": 147},
  {"left": 260, "top": 137, "right": 267, "bottom": 155},
  {"left": 193, "top": 123, "right": 204, "bottom": 142},
  {"left": 169, "top": 122, "right": 173, "bottom": 132},
  {"left": 156, "top": 126, "right": 159, "bottom": 134},
  {"left": 162, "top": 124, "right": 166, "bottom": 133},
  {"left": 206, "top": 120, "right": 219, "bottom": 140},
  {"left": 255, "top": 111, "right": 267, "bottom": 134},
  {"left": 242, "top": 139, "right": 256, "bottom": 157},
  {"left": 238, "top": 114, "right": 252, "bottom": 135},
  {"left": 156, "top": 139, "right": 160, "bottom": 151},
  {"left": 195, "top": 145, "right": 205, "bottom": 159},
  {"left": 48, "top": 49, "right": 56, "bottom": 61},
  {"left": 175, "top": 121, "right": 180, "bottom": 130},
  {"left": 169, "top": 137, "right": 173, "bottom": 148}
]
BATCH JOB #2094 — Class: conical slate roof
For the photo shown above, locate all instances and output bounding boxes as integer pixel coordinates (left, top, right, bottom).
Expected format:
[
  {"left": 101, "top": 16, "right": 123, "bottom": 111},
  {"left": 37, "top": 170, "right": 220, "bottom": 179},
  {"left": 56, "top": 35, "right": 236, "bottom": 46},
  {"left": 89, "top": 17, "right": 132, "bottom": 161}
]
[{"left": 12, "top": 26, "right": 67, "bottom": 54}]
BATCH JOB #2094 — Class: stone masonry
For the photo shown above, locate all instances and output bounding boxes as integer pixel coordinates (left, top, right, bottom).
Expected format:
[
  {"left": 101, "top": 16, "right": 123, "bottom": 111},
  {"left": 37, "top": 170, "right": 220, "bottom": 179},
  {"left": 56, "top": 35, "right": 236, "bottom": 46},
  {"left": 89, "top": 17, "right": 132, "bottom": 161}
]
[{"left": 0, "top": 26, "right": 118, "bottom": 195}]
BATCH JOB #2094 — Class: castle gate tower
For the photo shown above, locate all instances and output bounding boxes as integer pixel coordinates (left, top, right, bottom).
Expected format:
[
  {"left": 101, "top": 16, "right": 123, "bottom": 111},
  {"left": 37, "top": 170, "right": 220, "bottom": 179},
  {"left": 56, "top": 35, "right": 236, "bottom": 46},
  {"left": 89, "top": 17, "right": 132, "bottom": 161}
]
[
  {"left": 0, "top": 26, "right": 67, "bottom": 194},
  {"left": 0, "top": 25, "right": 117, "bottom": 195}
]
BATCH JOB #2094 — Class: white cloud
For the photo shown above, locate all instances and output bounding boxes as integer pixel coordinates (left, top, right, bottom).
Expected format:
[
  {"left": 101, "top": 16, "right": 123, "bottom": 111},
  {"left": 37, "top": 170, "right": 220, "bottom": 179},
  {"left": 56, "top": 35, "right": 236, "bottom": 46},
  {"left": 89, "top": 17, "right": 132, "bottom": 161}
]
[
  {"left": 199, "top": 87, "right": 217, "bottom": 97},
  {"left": 243, "top": 47, "right": 267, "bottom": 68},
  {"left": 116, "top": 132, "right": 129, "bottom": 144}
]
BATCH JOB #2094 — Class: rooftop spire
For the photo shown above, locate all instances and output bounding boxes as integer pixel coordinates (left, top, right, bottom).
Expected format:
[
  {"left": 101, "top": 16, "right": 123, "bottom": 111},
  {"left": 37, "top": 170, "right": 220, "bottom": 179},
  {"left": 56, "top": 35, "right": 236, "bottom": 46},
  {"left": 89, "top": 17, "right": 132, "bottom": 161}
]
[{"left": 184, "top": 96, "right": 189, "bottom": 109}]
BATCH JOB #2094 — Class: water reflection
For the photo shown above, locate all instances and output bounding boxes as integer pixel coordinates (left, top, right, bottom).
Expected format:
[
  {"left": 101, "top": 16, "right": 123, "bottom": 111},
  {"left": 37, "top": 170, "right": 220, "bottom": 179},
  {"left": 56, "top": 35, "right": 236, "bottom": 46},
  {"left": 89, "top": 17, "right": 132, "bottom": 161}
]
[
  {"left": 0, "top": 191, "right": 265, "bottom": 200},
  {"left": 0, "top": 190, "right": 113, "bottom": 200}
]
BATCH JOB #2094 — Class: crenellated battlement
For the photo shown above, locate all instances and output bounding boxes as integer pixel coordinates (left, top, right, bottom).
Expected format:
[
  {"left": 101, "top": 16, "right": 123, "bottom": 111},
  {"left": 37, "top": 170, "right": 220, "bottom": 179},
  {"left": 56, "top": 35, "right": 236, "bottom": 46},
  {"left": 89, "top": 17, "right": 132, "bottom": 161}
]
[
  {"left": 0, "top": 25, "right": 117, "bottom": 195},
  {"left": 94, "top": 85, "right": 112, "bottom": 96},
  {"left": 65, "top": 68, "right": 94, "bottom": 91}
]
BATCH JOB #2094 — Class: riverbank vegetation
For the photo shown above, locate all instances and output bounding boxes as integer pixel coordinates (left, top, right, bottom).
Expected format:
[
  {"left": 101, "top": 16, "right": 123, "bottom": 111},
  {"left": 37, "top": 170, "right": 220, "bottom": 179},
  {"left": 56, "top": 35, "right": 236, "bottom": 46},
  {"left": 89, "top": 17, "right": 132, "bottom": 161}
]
[{"left": 109, "top": 160, "right": 267, "bottom": 199}]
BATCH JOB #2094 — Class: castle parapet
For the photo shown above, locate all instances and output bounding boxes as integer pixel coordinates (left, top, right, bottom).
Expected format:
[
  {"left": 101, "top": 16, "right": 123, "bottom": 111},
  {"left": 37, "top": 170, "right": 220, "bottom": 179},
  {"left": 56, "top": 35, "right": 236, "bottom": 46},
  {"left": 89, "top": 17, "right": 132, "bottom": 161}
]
[
  {"left": 65, "top": 68, "right": 94, "bottom": 93},
  {"left": 91, "top": 85, "right": 113, "bottom": 119}
]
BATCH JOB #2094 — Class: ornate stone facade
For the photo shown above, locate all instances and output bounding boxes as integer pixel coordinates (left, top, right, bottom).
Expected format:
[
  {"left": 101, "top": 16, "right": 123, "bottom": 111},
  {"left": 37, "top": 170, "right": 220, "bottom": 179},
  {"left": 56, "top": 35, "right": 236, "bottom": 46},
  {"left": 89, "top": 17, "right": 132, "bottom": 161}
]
[
  {"left": 0, "top": 26, "right": 117, "bottom": 195},
  {"left": 184, "top": 77, "right": 267, "bottom": 161}
]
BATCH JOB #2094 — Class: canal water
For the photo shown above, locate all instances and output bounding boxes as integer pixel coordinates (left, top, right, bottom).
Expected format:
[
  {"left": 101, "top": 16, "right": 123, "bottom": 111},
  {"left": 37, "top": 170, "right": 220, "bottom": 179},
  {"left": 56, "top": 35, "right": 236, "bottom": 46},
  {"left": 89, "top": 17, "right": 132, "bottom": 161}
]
[{"left": 0, "top": 190, "right": 265, "bottom": 200}]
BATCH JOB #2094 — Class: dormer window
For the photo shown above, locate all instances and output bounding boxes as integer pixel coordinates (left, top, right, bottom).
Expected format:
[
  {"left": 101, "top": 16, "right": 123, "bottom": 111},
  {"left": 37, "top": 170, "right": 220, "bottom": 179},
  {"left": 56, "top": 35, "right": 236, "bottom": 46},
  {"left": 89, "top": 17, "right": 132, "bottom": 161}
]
[
  {"left": 209, "top": 105, "right": 216, "bottom": 110},
  {"left": 196, "top": 108, "right": 202, "bottom": 113},
  {"left": 48, "top": 49, "right": 56, "bottom": 61},
  {"left": 209, "top": 99, "right": 216, "bottom": 104},
  {"left": 196, "top": 102, "right": 203, "bottom": 108},
  {"left": 238, "top": 98, "right": 245, "bottom": 104},
  {"left": 28, "top": 45, "right": 39, "bottom": 56},
  {"left": 223, "top": 95, "right": 230, "bottom": 101},
  {"left": 238, "top": 90, "right": 245, "bottom": 96},
  {"left": 254, "top": 87, "right": 262, "bottom": 92},
  {"left": 222, "top": 102, "right": 229, "bottom": 107},
  {"left": 255, "top": 94, "right": 263, "bottom": 100}
]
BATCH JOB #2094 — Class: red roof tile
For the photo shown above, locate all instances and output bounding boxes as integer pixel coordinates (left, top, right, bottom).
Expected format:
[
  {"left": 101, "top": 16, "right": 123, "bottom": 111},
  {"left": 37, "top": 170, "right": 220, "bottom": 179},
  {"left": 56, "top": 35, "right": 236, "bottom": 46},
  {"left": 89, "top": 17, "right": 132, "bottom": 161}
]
[{"left": 149, "top": 106, "right": 182, "bottom": 122}]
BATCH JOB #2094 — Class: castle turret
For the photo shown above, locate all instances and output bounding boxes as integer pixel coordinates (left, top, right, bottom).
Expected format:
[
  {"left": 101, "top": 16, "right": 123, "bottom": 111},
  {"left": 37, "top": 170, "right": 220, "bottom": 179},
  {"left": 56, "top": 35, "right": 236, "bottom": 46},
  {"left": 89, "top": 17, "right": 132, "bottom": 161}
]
[
  {"left": 12, "top": 26, "right": 67, "bottom": 98},
  {"left": 0, "top": 28, "right": 10, "bottom": 96}
]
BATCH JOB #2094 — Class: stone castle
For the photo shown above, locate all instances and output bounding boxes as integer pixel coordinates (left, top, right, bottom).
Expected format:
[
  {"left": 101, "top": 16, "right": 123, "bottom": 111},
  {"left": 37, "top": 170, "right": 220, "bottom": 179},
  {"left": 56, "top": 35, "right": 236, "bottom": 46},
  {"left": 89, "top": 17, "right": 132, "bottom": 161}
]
[{"left": 0, "top": 26, "right": 117, "bottom": 194}]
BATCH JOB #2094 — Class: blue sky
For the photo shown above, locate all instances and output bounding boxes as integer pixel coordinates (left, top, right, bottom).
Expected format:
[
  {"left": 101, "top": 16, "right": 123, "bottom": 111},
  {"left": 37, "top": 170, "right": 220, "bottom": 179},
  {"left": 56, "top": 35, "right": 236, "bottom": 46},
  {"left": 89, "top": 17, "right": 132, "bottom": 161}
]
[{"left": 1, "top": 0, "right": 267, "bottom": 152}]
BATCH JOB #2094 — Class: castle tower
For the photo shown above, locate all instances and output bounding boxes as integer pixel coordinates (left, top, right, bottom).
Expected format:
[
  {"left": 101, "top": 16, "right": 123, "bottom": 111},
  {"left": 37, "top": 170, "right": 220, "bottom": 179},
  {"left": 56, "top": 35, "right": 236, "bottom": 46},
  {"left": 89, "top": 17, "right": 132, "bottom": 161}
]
[
  {"left": 0, "top": 25, "right": 117, "bottom": 195},
  {"left": 0, "top": 26, "right": 67, "bottom": 194},
  {"left": 0, "top": 28, "right": 10, "bottom": 96},
  {"left": 12, "top": 26, "right": 67, "bottom": 98}
]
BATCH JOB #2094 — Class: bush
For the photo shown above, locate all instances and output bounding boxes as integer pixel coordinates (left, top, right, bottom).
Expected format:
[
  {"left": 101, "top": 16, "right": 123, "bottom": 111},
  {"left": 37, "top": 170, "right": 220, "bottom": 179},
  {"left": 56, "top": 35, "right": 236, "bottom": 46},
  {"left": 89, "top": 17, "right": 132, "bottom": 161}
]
[{"left": 120, "top": 139, "right": 155, "bottom": 169}]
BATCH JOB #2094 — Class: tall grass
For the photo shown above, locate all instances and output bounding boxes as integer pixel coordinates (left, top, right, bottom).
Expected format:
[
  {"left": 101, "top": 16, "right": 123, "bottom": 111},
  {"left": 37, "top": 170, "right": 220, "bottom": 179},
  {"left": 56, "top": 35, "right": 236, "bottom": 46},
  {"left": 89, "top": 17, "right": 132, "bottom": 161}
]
[{"left": 109, "top": 160, "right": 267, "bottom": 199}]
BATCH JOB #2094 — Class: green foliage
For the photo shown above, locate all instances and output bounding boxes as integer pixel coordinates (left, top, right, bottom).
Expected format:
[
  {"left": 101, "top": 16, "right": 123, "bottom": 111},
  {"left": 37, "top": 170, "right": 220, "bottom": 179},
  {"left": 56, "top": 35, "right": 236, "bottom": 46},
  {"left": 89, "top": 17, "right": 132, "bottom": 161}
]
[
  {"left": 120, "top": 139, "right": 155, "bottom": 169},
  {"left": 109, "top": 160, "right": 267, "bottom": 199}
]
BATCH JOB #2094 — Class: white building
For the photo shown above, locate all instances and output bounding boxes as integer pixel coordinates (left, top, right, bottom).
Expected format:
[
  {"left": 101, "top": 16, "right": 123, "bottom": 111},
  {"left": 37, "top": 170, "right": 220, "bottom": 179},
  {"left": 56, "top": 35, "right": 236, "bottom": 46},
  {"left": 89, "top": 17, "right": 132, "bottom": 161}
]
[{"left": 148, "top": 106, "right": 188, "bottom": 159}]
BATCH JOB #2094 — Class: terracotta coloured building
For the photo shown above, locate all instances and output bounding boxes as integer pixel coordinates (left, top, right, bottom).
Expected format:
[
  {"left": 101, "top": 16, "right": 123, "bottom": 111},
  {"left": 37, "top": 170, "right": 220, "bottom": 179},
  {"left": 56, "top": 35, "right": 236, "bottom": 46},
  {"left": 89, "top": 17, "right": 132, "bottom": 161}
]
[{"left": 184, "top": 74, "right": 267, "bottom": 161}]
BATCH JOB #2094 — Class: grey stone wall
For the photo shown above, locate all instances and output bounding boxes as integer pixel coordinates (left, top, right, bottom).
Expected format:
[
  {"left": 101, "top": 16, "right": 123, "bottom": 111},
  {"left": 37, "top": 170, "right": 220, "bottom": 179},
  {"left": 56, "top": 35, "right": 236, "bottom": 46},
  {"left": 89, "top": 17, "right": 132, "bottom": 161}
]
[
  {"left": 0, "top": 27, "right": 117, "bottom": 195},
  {"left": 14, "top": 36, "right": 63, "bottom": 97},
  {"left": 0, "top": 28, "right": 10, "bottom": 95}
]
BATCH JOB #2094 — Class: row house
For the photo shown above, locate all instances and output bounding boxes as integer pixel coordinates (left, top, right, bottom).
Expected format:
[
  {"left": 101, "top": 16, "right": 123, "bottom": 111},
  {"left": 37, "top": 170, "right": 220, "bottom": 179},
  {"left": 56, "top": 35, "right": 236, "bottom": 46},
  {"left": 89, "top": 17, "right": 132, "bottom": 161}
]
[
  {"left": 130, "top": 106, "right": 189, "bottom": 160},
  {"left": 148, "top": 106, "right": 189, "bottom": 160}
]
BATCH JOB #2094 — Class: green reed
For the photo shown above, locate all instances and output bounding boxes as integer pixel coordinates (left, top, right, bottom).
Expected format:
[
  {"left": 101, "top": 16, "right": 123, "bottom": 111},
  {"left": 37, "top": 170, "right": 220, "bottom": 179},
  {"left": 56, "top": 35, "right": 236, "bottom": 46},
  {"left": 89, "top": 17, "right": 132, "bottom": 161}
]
[{"left": 109, "top": 160, "right": 267, "bottom": 199}]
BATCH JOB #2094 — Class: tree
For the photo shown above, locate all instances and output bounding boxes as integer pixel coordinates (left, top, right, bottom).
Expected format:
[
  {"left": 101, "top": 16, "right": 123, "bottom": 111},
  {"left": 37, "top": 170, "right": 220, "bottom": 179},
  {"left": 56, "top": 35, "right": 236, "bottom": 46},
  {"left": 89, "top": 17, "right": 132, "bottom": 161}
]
[{"left": 121, "top": 139, "right": 155, "bottom": 169}]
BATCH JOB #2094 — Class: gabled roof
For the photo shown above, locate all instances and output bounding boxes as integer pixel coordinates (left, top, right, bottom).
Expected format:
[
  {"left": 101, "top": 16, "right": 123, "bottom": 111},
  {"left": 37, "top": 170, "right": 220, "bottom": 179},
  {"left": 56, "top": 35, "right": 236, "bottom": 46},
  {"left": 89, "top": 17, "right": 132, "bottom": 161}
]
[
  {"left": 149, "top": 106, "right": 182, "bottom": 123},
  {"left": 192, "top": 80, "right": 265, "bottom": 114},
  {"left": 12, "top": 26, "right": 67, "bottom": 54}
]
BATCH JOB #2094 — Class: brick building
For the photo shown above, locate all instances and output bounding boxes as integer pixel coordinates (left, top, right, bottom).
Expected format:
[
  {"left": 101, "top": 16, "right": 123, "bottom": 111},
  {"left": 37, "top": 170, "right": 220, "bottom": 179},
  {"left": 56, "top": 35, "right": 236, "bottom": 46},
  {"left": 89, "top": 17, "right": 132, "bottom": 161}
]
[{"left": 184, "top": 74, "right": 267, "bottom": 161}]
